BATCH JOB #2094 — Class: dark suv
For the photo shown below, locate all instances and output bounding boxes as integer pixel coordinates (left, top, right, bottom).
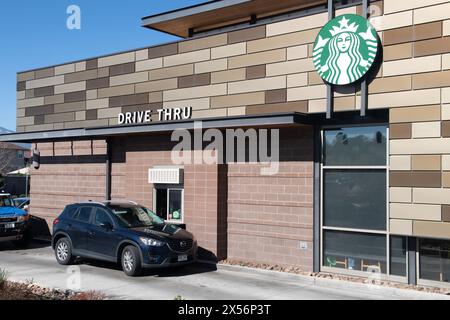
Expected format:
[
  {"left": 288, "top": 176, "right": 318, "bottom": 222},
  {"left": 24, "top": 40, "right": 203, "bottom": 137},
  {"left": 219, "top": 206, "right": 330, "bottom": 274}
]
[{"left": 52, "top": 201, "right": 197, "bottom": 276}]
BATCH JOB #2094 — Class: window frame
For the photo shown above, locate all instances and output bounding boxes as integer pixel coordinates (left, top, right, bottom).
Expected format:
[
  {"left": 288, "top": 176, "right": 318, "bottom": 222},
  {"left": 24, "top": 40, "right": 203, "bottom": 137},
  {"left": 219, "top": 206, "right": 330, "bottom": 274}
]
[
  {"left": 319, "top": 124, "right": 407, "bottom": 282},
  {"left": 93, "top": 207, "right": 115, "bottom": 228},
  {"left": 153, "top": 184, "right": 184, "bottom": 224},
  {"left": 416, "top": 238, "right": 450, "bottom": 288},
  {"left": 73, "top": 206, "right": 94, "bottom": 224}
]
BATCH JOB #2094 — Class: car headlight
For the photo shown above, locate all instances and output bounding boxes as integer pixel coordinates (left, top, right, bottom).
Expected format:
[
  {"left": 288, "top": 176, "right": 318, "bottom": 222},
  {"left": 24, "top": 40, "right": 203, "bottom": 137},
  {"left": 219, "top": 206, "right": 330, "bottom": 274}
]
[
  {"left": 139, "top": 237, "right": 164, "bottom": 247},
  {"left": 17, "top": 215, "right": 29, "bottom": 222}
]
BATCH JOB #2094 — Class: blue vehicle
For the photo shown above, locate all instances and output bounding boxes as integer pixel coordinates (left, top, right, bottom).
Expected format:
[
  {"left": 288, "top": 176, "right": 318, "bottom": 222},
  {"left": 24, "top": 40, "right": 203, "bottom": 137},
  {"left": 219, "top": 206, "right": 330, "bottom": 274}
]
[
  {"left": 0, "top": 193, "right": 32, "bottom": 247},
  {"left": 52, "top": 201, "right": 198, "bottom": 276}
]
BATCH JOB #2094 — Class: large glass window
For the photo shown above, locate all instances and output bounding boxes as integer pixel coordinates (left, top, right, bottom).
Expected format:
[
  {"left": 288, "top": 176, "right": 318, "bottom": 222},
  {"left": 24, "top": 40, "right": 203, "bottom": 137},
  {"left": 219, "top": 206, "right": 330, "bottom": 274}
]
[
  {"left": 419, "top": 239, "right": 450, "bottom": 283},
  {"left": 323, "top": 230, "right": 387, "bottom": 273},
  {"left": 323, "top": 126, "right": 387, "bottom": 166},
  {"left": 155, "top": 187, "right": 183, "bottom": 223},
  {"left": 322, "top": 125, "right": 390, "bottom": 276},
  {"left": 323, "top": 170, "right": 386, "bottom": 230}
]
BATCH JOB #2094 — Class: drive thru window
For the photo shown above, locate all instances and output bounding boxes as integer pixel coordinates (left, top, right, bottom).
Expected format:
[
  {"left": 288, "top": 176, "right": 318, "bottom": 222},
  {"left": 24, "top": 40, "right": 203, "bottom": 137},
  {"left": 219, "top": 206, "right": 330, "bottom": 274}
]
[
  {"left": 321, "top": 125, "right": 407, "bottom": 280},
  {"left": 154, "top": 186, "right": 184, "bottom": 223}
]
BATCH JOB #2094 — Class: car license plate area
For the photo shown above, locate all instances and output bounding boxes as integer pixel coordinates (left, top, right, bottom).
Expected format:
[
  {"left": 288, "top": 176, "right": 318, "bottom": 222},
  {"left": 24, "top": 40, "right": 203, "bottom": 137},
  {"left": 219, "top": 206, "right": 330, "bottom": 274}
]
[
  {"left": 178, "top": 254, "right": 188, "bottom": 262},
  {"left": 4, "top": 223, "right": 15, "bottom": 229}
]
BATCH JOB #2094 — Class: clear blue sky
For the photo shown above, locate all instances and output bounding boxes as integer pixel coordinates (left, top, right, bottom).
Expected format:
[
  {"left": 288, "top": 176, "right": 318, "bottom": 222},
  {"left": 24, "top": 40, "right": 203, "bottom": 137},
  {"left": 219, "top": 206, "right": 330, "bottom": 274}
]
[{"left": 0, "top": 0, "right": 206, "bottom": 131}]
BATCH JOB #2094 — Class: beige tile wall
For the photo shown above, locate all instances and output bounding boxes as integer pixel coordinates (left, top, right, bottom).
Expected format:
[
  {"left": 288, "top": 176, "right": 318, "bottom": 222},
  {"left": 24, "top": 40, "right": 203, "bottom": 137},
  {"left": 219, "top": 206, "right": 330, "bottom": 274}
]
[{"left": 15, "top": 1, "right": 450, "bottom": 240}]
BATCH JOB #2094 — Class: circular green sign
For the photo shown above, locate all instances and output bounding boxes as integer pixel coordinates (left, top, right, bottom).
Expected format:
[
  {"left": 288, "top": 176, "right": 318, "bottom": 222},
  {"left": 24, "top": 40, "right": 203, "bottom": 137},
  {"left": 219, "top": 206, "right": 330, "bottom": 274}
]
[{"left": 313, "top": 14, "right": 379, "bottom": 86}]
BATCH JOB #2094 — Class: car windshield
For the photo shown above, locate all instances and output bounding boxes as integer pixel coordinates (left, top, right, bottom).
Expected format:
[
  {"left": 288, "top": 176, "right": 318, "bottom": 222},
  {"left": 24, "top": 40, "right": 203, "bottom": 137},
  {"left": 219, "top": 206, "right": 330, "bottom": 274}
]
[
  {"left": 0, "top": 196, "right": 14, "bottom": 207},
  {"left": 13, "top": 199, "right": 27, "bottom": 207},
  {"left": 109, "top": 205, "right": 164, "bottom": 228}
]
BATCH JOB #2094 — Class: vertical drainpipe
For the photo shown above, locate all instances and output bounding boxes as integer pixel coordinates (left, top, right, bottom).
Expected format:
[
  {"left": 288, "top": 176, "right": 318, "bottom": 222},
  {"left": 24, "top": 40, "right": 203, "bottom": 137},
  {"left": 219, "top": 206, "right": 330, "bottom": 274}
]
[
  {"left": 105, "top": 138, "right": 112, "bottom": 201},
  {"left": 326, "top": 0, "right": 334, "bottom": 119},
  {"left": 313, "top": 126, "right": 321, "bottom": 273},
  {"left": 360, "top": 0, "right": 369, "bottom": 117}
]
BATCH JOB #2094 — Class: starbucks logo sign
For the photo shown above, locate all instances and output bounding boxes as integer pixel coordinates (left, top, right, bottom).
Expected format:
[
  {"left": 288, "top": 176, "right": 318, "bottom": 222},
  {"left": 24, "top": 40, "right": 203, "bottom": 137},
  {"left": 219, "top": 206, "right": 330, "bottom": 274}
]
[{"left": 313, "top": 14, "right": 379, "bottom": 86}]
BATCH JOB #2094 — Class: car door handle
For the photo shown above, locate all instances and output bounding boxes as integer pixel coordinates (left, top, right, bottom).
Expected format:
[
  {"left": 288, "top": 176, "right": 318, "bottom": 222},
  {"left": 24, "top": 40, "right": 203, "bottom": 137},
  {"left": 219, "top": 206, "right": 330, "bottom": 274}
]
[{"left": 88, "top": 231, "right": 95, "bottom": 237}]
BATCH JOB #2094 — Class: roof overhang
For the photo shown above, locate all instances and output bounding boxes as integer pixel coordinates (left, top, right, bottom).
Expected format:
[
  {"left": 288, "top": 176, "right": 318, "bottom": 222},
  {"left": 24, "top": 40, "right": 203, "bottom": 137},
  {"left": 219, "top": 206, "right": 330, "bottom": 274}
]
[
  {"left": 141, "top": 0, "right": 326, "bottom": 38},
  {"left": 0, "top": 113, "right": 312, "bottom": 144}
]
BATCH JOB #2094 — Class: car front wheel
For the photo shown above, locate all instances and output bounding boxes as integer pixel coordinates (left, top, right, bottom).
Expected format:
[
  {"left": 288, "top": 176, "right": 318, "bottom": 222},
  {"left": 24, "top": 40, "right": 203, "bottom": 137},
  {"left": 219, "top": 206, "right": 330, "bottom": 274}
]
[
  {"left": 121, "top": 245, "right": 142, "bottom": 277},
  {"left": 55, "top": 238, "right": 74, "bottom": 265}
]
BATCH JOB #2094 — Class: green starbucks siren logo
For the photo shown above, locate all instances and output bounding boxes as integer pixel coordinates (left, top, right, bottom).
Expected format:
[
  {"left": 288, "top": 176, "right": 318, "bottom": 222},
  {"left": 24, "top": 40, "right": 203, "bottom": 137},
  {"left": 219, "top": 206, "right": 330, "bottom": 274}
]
[{"left": 313, "top": 14, "right": 379, "bottom": 86}]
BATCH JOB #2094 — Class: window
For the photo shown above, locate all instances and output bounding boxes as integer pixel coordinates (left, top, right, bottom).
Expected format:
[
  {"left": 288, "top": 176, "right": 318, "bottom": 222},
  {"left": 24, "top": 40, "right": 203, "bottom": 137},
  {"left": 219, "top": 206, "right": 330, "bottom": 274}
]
[
  {"left": 419, "top": 238, "right": 450, "bottom": 283},
  {"left": 390, "top": 236, "right": 407, "bottom": 277},
  {"left": 322, "top": 125, "right": 390, "bottom": 276},
  {"left": 94, "top": 209, "right": 113, "bottom": 227},
  {"left": 17, "top": 151, "right": 24, "bottom": 159},
  {"left": 154, "top": 187, "right": 183, "bottom": 223},
  {"left": 323, "top": 230, "right": 386, "bottom": 273},
  {"left": 74, "top": 207, "right": 92, "bottom": 223},
  {"left": 323, "top": 170, "right": 386, "bottom": 230}
]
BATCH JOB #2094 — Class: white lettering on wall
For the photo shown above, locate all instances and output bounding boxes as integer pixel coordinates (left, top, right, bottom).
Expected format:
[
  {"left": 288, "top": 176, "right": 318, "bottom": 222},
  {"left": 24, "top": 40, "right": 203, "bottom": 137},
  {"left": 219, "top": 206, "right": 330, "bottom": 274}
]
[{"left": 118, "top": 107, "right": 193, "bottom": 125}]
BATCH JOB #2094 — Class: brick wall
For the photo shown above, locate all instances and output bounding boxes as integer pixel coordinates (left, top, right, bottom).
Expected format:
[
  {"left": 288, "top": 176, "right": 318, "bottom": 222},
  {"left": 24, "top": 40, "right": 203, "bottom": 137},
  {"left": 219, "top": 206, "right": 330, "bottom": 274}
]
[
  {"left": 227, "top": 126, "right": 314, "bottom": 269},
  {"left": 31, "top": 140, "right": 107, "bottom": 227}
]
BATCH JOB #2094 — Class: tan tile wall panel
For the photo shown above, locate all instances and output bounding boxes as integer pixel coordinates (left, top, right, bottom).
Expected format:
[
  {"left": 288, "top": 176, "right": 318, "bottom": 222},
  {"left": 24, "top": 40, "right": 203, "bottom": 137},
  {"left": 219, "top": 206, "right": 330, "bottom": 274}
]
[
  {"left": 97, "top": 84, "right": 135, "bottom": 98},
  {"left": 266, "top": 58, "right": 315, "bottom": 77},
  {"left": 390, "top": 155, "right": 411, "bottom": 171},
  {"left": 370, "top": 11, "right": 413, "bottom": 31},
  {"left": 135, "top": 58, "right": 163, "bottom": 72},
  {"left": 413, "top": 221, "right": 450, "bottom": 239},
  {"left": 211, "top": 43, "right": 246, "bottom": 60},
  {"left": 135, "top": 78, "right": 178, "bottom": 93},
  {"left": 412, "top": 155, "right": 442, "bottom": 171},
  {"left": 287, "top": 73, "right": 308, "bottom": 88},
  {"left": 228, "top": 49, "right": 286, "bottom": 69},
  {"left": 443, "top": 155, "right": 450, "bottom": 170},
  {"left": 383, "top": 55, "right": 441, "bottom": 77},
  {"left": 149, "top": 64, "right": 194, "bottom": 81},
  {"left": 368, "top": 75, "right": 412, "bottom": 94},
  {"left": 26, "top": 75, "right": 64, "bottom": 90},
  {"left": 384, "top": 0, "right": 449, "bottom": 14},
  {"left": 211, "top": 92, "right": 265, "bottom": 108},
  {"left": 390, "top": 105, "right": 441, "bottom": 123},
  {"left": 364, "top": 89, "right": 441, "bottom": 109},
  {"left": 179, "top": 34, "right": 227, "bottom": 53},
  {"left": 163, "top": 49, "right": 210, "bottom": 67},
  {"left": 55, "top": 64, "right": 76, "bottom": 75},
  {"left": 211, "top": 69, "right": 246, "bottom": 84},
  {"left": 195, "top": 59, "right": 228, "bottom": 74},
  {"left": 413, "top": 71, "right": 450, "bottom": 90},
  {"left": 109, "top": 71, "right": 149, "bottom": 86},
  {"left": 266, "top": 12, "right": 327, "bottom": 37},
  {"left": 390, "top": 219, "right": 413, "bottom": 236},
  {"left": 444, "top": 53, "right": 450, "bottom": 70},
  {"left": 383, "top": 43, "right": 413, "bottom": 62},
  {"left": 390, "top": 203, "right": 441, "bottom": 221},
  {"left": 163, "top": 84, "right": 227, "bottom": 101},
  {"left": 247, "top": 28, "right": 319, "bottom": 53},
  {"left": 288, "top": 85, "right": 327, "bottom": 101},
  {"left": 54, "top": 81, "right": 86, "bottom": 95},
  {"left": 390, "top": 138, "right": 450, "bottom": 155},
  {"left": 414, "top": 2, "right": 450, "bottom": 25},
  {"left": 98, "top": 52, "right": 135, "bottom": 68},
  {"left": 390, "top": 187, "right": 412, "bottom": 203},
  {"left": 164, "top": 98, "right": 210, "bottom": 111},
  {"left": 228, "top": 76, "right": 286, "bottom": 95},
  {"left": 411, "top": 121, "right": 441, "bottom": 138}
]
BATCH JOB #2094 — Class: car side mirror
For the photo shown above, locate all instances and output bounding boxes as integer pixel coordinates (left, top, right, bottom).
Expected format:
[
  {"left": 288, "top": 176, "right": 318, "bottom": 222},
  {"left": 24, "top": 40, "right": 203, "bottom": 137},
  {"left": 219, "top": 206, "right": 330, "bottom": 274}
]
[
  {"left": 100, "top": 222, "right": 113, "bottom": 230},
  {"left": 23, "top": 205, "right": 29, "bottom": 212}
]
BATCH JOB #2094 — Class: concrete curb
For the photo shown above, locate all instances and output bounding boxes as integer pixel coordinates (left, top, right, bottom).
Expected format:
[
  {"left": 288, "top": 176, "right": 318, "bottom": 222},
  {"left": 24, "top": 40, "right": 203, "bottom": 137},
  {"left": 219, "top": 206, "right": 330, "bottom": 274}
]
[{"left": 217, "top": 263, "right": 450, "bottom": 300}]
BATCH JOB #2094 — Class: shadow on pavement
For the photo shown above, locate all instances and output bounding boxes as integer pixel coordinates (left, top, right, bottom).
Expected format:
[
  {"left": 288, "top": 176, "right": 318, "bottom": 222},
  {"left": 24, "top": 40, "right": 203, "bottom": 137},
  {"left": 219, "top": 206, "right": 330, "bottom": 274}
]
[
  {"left": 77, "top": 258, "right": 217, "bottom": 278},
  {"left": 0, "top": 239, "right": 51, "bottom": 251}
]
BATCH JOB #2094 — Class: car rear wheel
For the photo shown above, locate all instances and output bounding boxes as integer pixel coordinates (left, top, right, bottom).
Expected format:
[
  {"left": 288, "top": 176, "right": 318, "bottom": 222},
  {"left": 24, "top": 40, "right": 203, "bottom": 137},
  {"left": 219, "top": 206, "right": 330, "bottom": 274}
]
[
  {"left": 121, "top": 245, "right": 142, "bottom": 277},
  {"left": 55, "top": 238, "right": 75, "bottom": 265}
]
